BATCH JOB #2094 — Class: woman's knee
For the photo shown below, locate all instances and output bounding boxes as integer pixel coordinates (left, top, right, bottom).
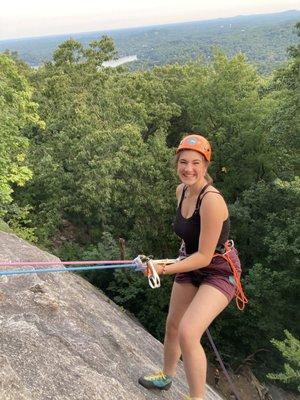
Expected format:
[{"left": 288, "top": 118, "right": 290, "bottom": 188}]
[
  {"left": 178, "top": 320, "right": 205, "bottom": 349},
  {"left": 165, "top": 315, "right": 180, "bottom": 339}
]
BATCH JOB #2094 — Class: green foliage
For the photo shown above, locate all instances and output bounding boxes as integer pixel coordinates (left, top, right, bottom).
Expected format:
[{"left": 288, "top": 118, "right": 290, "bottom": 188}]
[
  {"left": 210, "top": 262, "right": 299, "bottom": 369},
  {"left": 3, "top": 203, "right": 37, "bottom": 242},
  {"left": 18, "top": 37, "right": 180, "bottom": 252},
  {"left": 154, "top": 52, "right": 290, "bottom": 201},
  {"left": 184, "top": 53, "right": 278, "bottom": 198},
  {"left": 109, "top": 270, "right": 173, "bottom": 340},
  {"left": 0, "top": 54, "right": 36, "bottom": 209},
  {"left": 52, "top": 39, "right": 85, "bottom": 65},
  {"left": 0, "top": 53, "right": 45, "bottom": 242},
  {"left": 0, "top": 219, "right": 13, "bottom": 233},
  {"left": 230, "top": 178, "right": 299, "bottom": 272},
  {"left": 267, "top": 331, "right": 300, "bottom": 391},
  {"left": 84, "top": 36, "right": 117, "bottom": 66},
  {"left": 266, "top": 22, "right": 300, "bottom": 179},
  {"left": 211, "top": 178, "right": 299, "bottom": 372},
  {"left": 52, "top": 36, "right": 117, "bottom": 68},
  {"left": 76, "top": 232, "right": 126, "bottom": 293}
]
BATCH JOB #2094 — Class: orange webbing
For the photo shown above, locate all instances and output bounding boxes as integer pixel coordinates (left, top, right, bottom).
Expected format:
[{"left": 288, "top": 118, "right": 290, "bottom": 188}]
[{"left": 213, "top": 242, "right": 249, "bottom": 310}]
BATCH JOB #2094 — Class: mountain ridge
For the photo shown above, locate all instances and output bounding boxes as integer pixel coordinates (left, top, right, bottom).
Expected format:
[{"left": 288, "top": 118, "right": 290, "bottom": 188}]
[
  {"left": 1, "top": 9, "right": 299, "bottom": 43},
  {"left": 1, "top": 9, "right": 299, "bottom": 73}
]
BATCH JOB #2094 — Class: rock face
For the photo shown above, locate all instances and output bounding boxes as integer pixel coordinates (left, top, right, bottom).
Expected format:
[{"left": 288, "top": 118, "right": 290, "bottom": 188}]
[{"left": 0, "top": 232, "right": 223, "bottom": 400}]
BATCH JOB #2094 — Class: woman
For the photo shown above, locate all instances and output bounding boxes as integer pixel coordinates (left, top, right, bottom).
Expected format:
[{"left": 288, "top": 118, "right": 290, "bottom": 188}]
[{"left": 139, "top": 134, "right": 247, "bottom": 400}]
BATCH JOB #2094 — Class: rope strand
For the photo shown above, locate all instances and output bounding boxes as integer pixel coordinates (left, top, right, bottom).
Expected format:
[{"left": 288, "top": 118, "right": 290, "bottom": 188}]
[
  {"left": 0, "top": 263, "right": 136, "bottom": 277},
  {"left": 0, "top": 260, "right": 133, "bottom": 267},
  {"left": 213, "top": 241, "right": 249, "bottom": 310}
]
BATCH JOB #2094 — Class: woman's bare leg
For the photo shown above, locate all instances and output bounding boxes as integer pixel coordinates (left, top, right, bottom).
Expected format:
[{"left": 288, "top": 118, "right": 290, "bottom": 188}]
[
  {"left": 178, "top": 284, "right": 229, "bottom": 398},
  {"left": 163, "top": 282, "right": 198, "bottom": 376}
]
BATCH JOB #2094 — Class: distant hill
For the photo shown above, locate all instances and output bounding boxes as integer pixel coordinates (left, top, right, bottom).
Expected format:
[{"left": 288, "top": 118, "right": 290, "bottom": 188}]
[{"left": 0, "top": 10, "right": 299, "bottom": 73}]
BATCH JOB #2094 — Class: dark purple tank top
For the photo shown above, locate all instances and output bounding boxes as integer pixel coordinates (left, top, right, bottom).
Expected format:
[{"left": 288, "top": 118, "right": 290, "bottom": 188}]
[{"left": 173, "top": 184, "right": 230, "bottom": 255}]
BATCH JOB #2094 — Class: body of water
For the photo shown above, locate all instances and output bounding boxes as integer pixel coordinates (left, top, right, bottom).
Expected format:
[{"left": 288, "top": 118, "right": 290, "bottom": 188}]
[{"left": 102, "top": 55, "right": 137, "bottom": 68}]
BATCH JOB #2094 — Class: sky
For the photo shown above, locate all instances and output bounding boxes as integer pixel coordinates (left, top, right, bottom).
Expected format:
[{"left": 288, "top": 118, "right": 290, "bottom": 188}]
[{"left": 0, "top": 0, "right": 299, "bottom": 41}]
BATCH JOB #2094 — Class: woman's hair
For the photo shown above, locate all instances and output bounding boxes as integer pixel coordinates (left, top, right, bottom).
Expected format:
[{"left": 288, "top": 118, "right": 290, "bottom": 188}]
[{"left": 174, "top": 152, "right": 213, "bottom": 185}]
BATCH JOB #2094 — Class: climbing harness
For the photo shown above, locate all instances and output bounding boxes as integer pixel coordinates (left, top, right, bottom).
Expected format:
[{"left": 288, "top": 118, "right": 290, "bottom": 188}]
[{"left": 212, "top": 240, "right": 248, "bottom": 310}]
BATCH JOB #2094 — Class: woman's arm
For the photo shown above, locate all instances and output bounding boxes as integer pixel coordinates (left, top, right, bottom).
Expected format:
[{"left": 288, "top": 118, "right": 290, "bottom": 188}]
[{"left": 156, "top": 192, "right": 228, "bottom": 275}]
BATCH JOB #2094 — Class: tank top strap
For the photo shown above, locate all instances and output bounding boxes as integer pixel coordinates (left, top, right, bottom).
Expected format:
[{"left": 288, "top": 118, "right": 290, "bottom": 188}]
[
  {"left": 179, "top": 185, "right": 188, "bottom": 208},
  {"left": 201, "top": 190, "right": 222, "bottom": 200},
  {"left": 195, "top": 183, "right": 211, "bottom": 211},
  {"left": 196, "top": 190, "right": 223, "bottom": 211}
]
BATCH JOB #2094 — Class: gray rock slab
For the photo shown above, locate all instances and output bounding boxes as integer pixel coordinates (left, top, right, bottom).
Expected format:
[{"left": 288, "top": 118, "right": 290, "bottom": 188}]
[{"left": 0, "top": 232, "right": 224, "bottom": 400}]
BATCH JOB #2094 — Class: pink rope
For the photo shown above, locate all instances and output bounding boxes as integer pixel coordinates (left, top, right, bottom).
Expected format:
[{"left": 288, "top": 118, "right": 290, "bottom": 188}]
[{"left": 0, "top": 260, "right": 133, "bottom": 267}]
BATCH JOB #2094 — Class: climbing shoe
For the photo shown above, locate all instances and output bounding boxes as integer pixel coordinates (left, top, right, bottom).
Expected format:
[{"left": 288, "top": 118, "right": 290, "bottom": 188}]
[
  {"left": 138, "top": 371, "right": 172, "bottom": 390},
  {"left": 183, "top": 397, "right": 203, "bottom": 400}
]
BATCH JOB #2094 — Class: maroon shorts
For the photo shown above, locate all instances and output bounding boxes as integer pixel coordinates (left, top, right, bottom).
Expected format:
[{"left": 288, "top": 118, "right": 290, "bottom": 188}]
[{"left": 174, "top": 248, "right": 241, "bottom": 302}]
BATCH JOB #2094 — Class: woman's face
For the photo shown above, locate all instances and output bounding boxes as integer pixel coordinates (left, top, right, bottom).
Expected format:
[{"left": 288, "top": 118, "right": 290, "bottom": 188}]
[{"left": 177, "top": 150, "right": 206, "bottom": 186}]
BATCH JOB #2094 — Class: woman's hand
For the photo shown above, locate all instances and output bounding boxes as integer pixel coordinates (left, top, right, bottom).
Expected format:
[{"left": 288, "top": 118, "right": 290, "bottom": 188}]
[
  {"left": 153, "top": 262, "right": 166, "bottom": 275},
  {"left": 143, "top": 261, "right": 166, "bottom": 276}
]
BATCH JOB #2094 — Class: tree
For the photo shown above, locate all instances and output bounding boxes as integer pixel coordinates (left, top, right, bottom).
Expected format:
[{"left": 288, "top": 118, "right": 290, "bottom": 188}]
[
  {"left": 267, "top": 330, "right": 300, "bottom": 391},
  {"left": 210, "top": 178, "right": 299, "bottom": 373},
  {"left": 84, "top": 36, "right": 117, "bottom": 67},
  {"left": 184, "top": 52, "right": 279, "bottom": 199},
  {"left": 265, "top": 22, "right": 300, "bottom": 180},
  {"left": 155, "top": 53, "right": 282, "bottom": 201},
  {"left": 18, "top": 37, "right": 180, "bottom": 249},
  {"left": 0, "top": 54, "right": 41, "bottom": 213}
]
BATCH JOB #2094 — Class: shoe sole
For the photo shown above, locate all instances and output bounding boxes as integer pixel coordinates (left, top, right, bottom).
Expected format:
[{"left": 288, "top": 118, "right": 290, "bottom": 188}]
[{"left": 138, "top": 378, "right": 172, "bottom": 391}]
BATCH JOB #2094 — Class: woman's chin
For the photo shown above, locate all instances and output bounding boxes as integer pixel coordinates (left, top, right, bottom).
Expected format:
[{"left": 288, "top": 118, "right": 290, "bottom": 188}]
[{"left": 180, "top": 177, "right": 197, "bottom": 185}]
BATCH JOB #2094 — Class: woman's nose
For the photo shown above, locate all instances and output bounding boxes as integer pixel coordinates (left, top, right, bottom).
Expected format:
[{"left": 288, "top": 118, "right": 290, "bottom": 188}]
[{"left": 184, "top": 163, "right": 193, "bottom": 171}]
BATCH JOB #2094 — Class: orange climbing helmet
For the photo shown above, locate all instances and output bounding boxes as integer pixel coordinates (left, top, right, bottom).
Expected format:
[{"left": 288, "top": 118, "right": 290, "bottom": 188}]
[{"left": 176, "top": 134, "right": 212, "bottom": 162}]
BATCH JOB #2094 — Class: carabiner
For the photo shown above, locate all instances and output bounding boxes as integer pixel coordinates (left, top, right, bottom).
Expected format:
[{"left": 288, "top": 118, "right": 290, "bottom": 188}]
[{"left": 146, "top": 259, "right": 161, "bottom": 289}]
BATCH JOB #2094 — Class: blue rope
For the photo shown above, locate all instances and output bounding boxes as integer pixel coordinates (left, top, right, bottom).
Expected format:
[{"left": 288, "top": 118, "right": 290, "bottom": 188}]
[{"left": 0, "top": 263, "right": 136, "bottom": 277}]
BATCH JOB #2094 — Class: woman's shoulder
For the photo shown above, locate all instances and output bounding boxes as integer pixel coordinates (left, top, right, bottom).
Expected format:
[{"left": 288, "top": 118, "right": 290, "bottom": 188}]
[
  {"left": 200, "top": 185, "right": 228, "bottom": 217},
  {"left": 202, "top": 184, "right": 220, "bottom": 195},
  {"left": 204, "top": 185, "right": 220, "bottom": 193},
  {"left": 200, "top": 184, "right": 227, "bottom": 206}
]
